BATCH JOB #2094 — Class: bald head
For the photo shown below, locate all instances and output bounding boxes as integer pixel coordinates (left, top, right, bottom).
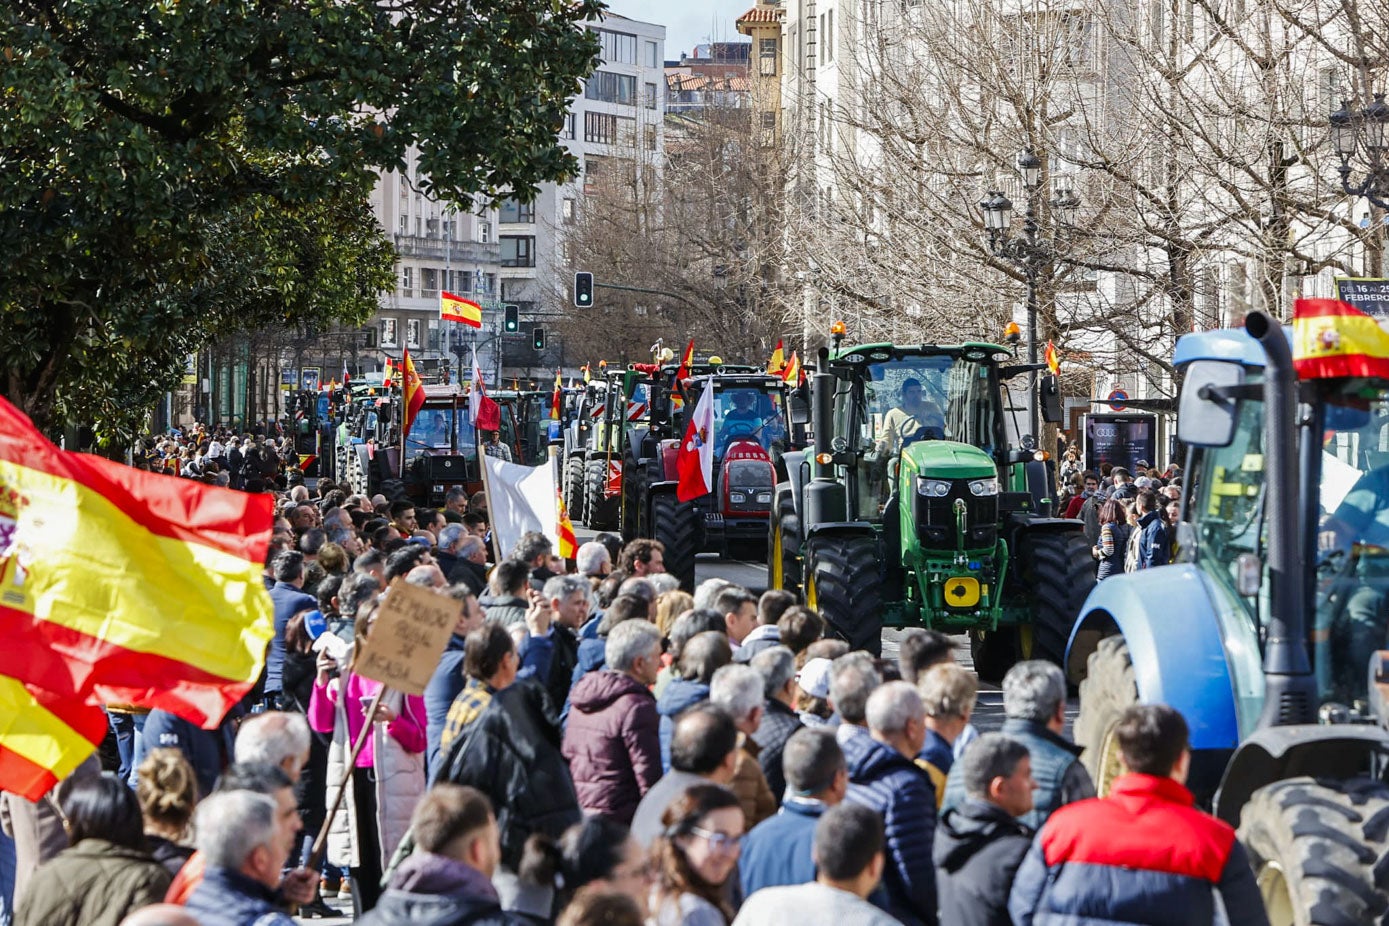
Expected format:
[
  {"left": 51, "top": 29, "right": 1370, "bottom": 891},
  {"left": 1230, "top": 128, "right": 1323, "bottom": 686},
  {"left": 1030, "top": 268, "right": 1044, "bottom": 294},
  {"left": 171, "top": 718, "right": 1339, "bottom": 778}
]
[{"left": 119, "top": 906, "right": 201, "bottom": 926}]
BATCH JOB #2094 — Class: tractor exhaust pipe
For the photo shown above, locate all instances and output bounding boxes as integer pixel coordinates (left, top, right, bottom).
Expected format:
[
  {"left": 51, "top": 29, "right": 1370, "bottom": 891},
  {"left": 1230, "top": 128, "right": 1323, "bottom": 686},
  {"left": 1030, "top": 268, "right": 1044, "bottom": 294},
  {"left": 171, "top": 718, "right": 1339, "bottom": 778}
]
[{"left": 1246, "top": 310, "right": 1316, "bottom": 728}]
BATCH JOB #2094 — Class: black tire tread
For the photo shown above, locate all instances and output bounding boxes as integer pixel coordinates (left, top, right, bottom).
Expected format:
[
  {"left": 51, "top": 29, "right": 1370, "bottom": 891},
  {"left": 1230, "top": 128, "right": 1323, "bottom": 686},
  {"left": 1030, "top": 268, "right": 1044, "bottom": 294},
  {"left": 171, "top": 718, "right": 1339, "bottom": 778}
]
[
  {"left": 1239, "top": 776, "right": 1389, "bottom": 926},
  {"left": 584, "top": 459, "right": 618, "bottom": 530},
  {"left": 651, "top": 492, "right": 702, "bottom": 593},
  {"left": 808, "top": 535, "right": 883, "bottom": 655},
  {"left": 769, "top": 484, "right": 803, "bottom": 598},
  {"left": 1022, "top": 530, "right": 1098, "bottom": 675},
  {"left": 564, "top": 454, "right": 587, "bottom": 524}
]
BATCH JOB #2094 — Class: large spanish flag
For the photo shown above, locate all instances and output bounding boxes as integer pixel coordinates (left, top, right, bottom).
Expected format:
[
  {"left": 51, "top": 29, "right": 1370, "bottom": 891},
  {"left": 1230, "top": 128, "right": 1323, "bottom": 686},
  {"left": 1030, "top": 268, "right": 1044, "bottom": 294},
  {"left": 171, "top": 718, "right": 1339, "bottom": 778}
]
[
  {"left": 0, "top": 398, "right": 274, "bottom": 798},
  {"left": 1293, "top": 298, "right": 1389, "bottom": 380},
  {"left": 441, "top": 291, "right": 483, "bottom": 328},
  {"left": 402, "top": 349, "right": 426, "bottom": 437}
]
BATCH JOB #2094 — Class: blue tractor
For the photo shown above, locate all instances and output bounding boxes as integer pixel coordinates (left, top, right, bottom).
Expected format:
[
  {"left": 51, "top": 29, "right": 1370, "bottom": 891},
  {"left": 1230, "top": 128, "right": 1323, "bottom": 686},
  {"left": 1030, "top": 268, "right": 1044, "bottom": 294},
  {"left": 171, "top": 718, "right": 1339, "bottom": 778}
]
[{"left": 1067, "top": 310, "right": 1389, "bottom": 924}]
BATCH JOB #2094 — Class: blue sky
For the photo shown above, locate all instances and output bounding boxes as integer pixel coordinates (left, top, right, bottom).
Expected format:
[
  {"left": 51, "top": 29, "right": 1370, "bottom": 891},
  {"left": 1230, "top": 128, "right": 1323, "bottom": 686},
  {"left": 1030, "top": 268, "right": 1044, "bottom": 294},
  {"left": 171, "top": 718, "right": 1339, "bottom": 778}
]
[{"left": 602, "top": 0, "right": 752, "bottom": 58}]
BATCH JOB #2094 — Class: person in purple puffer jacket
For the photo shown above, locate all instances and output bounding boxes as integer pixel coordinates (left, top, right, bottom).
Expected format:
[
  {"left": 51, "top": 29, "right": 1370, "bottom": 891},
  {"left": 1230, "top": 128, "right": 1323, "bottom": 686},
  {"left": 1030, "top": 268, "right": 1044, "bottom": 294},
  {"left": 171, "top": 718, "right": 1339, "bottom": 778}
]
[{"left": 562, "top": 621, "right": 665, "bottom": 824}]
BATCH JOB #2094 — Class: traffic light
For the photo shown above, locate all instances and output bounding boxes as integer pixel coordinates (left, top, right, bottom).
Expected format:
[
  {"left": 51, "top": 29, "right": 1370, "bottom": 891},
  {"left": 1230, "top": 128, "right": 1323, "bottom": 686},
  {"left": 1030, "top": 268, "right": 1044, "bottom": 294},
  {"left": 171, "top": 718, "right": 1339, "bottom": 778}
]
[
  {"left": 533, "top": 327, "right": 546, "bottom": 351},
  {"left": 574, "top": 271, "right": 594, "bottom": 308},
  {"left": 504, "top": 304, "right": 519, "bottom": 333}
]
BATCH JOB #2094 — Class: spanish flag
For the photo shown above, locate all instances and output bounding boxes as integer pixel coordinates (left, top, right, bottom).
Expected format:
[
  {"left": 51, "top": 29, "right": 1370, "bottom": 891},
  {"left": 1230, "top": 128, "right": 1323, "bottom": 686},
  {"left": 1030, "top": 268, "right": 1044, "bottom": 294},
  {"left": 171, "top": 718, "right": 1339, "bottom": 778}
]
[
  {"left": 402, "top": 349, "right": 426, "bottom": 437},
  {"left": 582, "top": 363, "right": 592, "bottom": 385},
  {"left": 1045, "top": 341, "right": 1060, "bottom": 376},
  {"left": 1294, "top": 298, "right": 1389, "bottom": 380},
  {"left": 441, "top": 291, "right": 483, "bottom": 328},
  {"left": 673, "top": 340, "right": 696, "bottom": 412},
  {"left": 557, "top": 487, "right": 577, "bottom": 560},
  {"left": 383, "top": 356, "right": 395, "bottom": 388},
  {"left": 767, "top": 340, "right": 785, "bottom": 376},
  {"left": 0, "top": 398, "right": 274, "bottom": 799},
  {"left": 782, "top": 350, "right": 803, "bottom": 385},
  {"left": 551, "top": 371, "right": 563, "bottom": 421}
]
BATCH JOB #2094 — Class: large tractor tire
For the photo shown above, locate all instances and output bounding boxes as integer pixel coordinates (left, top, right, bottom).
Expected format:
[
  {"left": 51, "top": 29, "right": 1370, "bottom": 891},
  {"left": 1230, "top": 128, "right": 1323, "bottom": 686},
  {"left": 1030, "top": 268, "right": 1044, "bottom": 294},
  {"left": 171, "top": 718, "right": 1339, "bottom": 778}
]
[
  {"left": 380, "top": 478, "right": 408, "bottom": 503},
  {"left": 584, "top": 459, "right": 618, "bottom": 530},
  {"left": 768, "top": 485, "right": 803, "bottom": 598},
  {"left": 968, "top": 630, "right": 1021, "bottom": 687},
  {"left": 1239, "top": 776, "right": 1389, "bottom": 926},
  {"left": 564, "top": 454, "right": 587, "bottom": 524},
  {"left": 1074, "top": 634, "right": 1137, "bottom": 794},
  {"left": 622, "top": 461, "right": 644, "bottom": 541},
  {"left": 651, "top": 491, "right": 702, "bottom": 593},
  {"left": 806, "top": 534, "right": 883, "bottom": 655},
  {"left": 1019, "top": 529, "right": 1097, "bottom": 676}
]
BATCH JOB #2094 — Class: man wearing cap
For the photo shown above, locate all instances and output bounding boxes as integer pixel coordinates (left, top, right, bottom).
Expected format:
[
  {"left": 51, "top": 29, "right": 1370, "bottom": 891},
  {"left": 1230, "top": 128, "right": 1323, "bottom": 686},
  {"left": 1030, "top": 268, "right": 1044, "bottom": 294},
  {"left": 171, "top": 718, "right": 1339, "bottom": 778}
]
[{"left": 797, "top": 657, "right": 835, "bottom": 728}]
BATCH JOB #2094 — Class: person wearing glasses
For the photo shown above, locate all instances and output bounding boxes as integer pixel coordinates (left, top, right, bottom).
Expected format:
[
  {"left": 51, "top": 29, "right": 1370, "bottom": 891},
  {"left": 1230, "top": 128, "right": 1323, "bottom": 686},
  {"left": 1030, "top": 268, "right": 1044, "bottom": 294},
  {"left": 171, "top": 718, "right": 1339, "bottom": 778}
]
[{"left": 651, "top": 785, "right": 746, "bottom": 926}]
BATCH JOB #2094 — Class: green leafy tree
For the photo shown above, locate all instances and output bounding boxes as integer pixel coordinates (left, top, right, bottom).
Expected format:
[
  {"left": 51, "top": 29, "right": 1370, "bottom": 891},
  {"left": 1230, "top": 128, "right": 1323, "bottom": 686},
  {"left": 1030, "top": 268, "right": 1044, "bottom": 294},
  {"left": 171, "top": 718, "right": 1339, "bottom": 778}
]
[{"left": 1, "top": 0, "right": 602, "bottom": 437}]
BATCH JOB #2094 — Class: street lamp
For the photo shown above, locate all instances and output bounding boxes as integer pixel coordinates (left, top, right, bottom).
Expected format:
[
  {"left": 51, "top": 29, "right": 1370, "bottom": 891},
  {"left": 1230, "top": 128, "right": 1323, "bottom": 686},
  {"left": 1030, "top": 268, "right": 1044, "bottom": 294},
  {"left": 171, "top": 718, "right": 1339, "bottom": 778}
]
[
  {"left": 1328, "top": 94, "right": 1389, "bottom": 210},
  {"left": 980, "top": 148, "right": 1080, "bottom": 437}
]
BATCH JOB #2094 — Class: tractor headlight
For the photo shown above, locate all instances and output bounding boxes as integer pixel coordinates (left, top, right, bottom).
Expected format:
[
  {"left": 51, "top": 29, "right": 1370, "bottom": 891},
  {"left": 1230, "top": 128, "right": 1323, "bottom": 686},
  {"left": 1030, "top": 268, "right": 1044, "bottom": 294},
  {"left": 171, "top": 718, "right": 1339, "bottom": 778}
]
[
  {"left": 917, "top": 477, "right": 951, "bottom": 498},
  {"left": 731, "top": 492, "right": 747, "bottom": 503},
  {"left": 756, "top": 492, "right": 772, "bottom": 504},
  {"left": 968, "top": 478, "right": 1000, "bottom": 497}
]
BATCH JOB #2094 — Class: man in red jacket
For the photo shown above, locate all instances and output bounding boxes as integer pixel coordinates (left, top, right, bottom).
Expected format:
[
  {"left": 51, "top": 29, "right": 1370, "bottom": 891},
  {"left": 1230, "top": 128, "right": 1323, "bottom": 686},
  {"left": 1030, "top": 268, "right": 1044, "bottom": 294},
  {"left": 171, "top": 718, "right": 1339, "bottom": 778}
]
[{"left": 1008, "top": 704, "right": 1268, "bottom": 926}]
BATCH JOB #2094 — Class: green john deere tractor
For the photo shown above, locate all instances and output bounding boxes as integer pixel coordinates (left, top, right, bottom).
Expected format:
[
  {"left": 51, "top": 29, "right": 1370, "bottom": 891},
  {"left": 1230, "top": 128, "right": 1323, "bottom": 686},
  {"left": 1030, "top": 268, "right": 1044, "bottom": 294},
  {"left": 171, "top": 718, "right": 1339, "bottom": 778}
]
[{"left": 769, "top": 337, "right": 1094, "bottom": 674}]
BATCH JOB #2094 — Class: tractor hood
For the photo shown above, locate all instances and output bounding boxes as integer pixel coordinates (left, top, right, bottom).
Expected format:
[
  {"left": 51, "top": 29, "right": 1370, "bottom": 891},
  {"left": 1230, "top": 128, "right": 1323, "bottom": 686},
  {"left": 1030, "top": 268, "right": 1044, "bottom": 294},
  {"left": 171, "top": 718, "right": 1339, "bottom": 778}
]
[{"left": 900, "top": 440, "right": 996, "bottom": 481}]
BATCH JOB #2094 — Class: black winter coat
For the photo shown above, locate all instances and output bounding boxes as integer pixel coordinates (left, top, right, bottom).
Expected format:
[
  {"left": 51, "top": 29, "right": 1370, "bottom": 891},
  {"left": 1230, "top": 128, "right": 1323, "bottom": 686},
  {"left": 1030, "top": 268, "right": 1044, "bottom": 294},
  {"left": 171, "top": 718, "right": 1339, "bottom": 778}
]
[
  {"left": 933, "top": 799, "right": 1033, "bottom": 926},
  {"left": 436, "top": 680, "right": 581, "bottom": 870},
  {"left": 751, "top": 699, "right": 803, "bottom": 805}
]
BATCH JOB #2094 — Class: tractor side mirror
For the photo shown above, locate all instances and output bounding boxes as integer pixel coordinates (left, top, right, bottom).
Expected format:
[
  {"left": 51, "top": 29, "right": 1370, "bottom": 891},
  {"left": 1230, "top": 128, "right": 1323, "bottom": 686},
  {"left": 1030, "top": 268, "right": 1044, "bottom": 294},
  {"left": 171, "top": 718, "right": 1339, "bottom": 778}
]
[
  {"left": 1177, "top": 360, "right": 1244, "bottom": 448},
  {"left": 789, "top": 385, "right": 811, "bottom": 426},
  {"left": 1039, "top": 374, "right": 1063, "bottom": 424}
]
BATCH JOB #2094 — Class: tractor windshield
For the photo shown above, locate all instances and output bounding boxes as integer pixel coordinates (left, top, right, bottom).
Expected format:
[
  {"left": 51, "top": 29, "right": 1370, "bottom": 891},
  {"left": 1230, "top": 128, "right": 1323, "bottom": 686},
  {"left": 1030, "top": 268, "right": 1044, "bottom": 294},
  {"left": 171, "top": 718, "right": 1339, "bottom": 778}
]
[
  {"left": 714, "top": 388, "right": 788, "bottom": 459},
  {"left": 860, "top": 355, "right": 1001, "bottom": 457}
]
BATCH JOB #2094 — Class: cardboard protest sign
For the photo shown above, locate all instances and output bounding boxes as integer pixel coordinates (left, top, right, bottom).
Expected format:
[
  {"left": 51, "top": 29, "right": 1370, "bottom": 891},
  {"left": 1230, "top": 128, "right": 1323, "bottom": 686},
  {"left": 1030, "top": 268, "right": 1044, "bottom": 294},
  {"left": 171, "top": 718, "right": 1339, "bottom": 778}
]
[{"left": 352, "top": 579, "right": 457, "bottom": 695}]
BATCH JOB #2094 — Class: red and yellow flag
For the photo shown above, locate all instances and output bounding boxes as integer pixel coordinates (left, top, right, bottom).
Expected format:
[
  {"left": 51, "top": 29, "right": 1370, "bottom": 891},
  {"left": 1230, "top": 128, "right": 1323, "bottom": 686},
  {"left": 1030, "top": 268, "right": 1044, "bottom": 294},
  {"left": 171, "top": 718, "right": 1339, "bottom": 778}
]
[
  {"left": 383, "top": 356, "right": 395, "bottom": 388},
  {"left": 402, "top": 349, "right": 425, "bottom": 437},
  {"left": 1293, "top": 298, "right": 1389, "bottom": 380},
  {"left": 551, "top": 370, "right": 562, "bottom": 421},
  {"left": 441, "top": 291, "right": 483, "bottom": 328},
  {"left": 782, "top": 350, "right": 803, "bottom": 385},
  {"left": 673, "top": 340, "right": 696, "bottom": 412},
  {"left": 557, "top": 486, "right": 577, "bottom": 560},
  {"left": 582, "top": 363, "right": 592, "bottom": 385},
  {"left": 1045, "top": 341, "right": 1060, "bottom": 376},
  {"left": 767, "top": 340, "right": 785, "bottom": 376},
  {"left": 0, "top": 398, "right": 274, "bottom": 799}
]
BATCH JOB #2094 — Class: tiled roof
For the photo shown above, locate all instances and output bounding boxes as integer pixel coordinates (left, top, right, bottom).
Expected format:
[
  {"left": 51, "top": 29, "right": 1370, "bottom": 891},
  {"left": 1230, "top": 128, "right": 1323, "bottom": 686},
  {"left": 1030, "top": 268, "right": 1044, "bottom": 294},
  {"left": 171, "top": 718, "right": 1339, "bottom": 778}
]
[{"left": 737, "top": 7, "right": 785, "bottom": 23}]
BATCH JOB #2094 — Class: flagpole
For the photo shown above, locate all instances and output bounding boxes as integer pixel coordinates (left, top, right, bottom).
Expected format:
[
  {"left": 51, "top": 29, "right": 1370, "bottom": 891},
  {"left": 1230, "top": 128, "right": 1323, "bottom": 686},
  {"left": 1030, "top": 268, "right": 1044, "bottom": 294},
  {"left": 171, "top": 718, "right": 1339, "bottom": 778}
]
[
  {"left": 308, "top": 685, "right": 388, "bottom": 871},
  {"left": 478, "top": 441, "right": 504, "bottom": 564}
]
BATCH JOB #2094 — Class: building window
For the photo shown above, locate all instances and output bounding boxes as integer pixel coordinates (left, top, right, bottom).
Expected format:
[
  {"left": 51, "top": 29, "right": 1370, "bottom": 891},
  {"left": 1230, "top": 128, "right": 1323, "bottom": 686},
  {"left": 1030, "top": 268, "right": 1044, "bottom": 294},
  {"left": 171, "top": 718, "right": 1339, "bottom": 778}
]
[
  {"left": 645, "top": 40, "right": 659, "bottom": 67},
  {"left": 381, "top": 317, "right": 398, "bottom": 348},
  {"left": 449, "top": 269, "right": 472, "bottom": 293},
  {"left": 499, "top": 198, "right": 536, "bottom": 223},
  {"left": 406, "top": 318, "right": 422, "bottom": 348},
  {"left": 826, "top": 9, "right": 834, "bottom": 61},
  {"left": 761, "top": 111, "right": 777, "bottom": 129},
  {"left": 479, "top": 222, "right": 491, "bottom": 243},
  {"left": 598, "top": 29, "right": 638, "bottom": 64},
  {"left": 563, "top": 113, "right": 576, "bottom": 139},
  {"left": 483, "top": 273, "right": 496, "bottom": 294},
  {"left": 585, "top": 111, "right": 620, "bottom": 144},
  {"left": 500, "top": 236, "right": 536, "bottom": 268},
  {"left": 562, "top": 198, "right": 576, "bottom": 224},
  {"left": 421, "top": 267, "right": 438, "bottom": 296},
  {"left": 400, "top": 266, "right": 413, "bottom": 296},
  {"left": 585, "top": 70, "right": 638, "bottom": 106},
  {"left": 645, "top": 81, "right": 658, "bottom": 110},
  {"left": 398, "top": 215, "right": 408, "bottom": 233},
  {"left": 645, "top": 125, "right": 657, "bottom": 151},
  {"left": 759, "top": 38, "right": 778, "bottom": 76},
  {"left": 427, "top": 320, "right": 441, "bottom": 350}
]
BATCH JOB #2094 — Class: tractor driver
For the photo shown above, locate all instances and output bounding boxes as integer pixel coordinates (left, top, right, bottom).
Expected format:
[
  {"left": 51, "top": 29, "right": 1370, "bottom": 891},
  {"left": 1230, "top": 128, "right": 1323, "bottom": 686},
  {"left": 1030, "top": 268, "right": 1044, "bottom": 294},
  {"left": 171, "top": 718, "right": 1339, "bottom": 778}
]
[
  {"left": 878, "top": 378, "right": 946, "bottom": 457},
  {"left": 423, "top": 412, "right": 451, "bottom": 448},
  {"left": 1319, "top": 463, "right": 1389, "bottom": 701}
]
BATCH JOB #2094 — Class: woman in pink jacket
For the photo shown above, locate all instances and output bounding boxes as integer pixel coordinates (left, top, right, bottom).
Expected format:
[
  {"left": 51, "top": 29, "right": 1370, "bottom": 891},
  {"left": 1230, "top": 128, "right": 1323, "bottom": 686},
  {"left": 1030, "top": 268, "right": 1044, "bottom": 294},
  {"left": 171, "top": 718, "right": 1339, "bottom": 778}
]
[{"left": 308, "top": 600, "right": 427, "bottom": 916}]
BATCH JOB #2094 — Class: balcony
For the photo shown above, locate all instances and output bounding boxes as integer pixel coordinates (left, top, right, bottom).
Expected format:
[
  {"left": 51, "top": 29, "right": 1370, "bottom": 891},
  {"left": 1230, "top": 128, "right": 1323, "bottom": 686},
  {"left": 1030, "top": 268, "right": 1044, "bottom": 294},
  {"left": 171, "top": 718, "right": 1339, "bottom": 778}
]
[{"left": 394, "top": 235, "right": 500, "bottom": 265}]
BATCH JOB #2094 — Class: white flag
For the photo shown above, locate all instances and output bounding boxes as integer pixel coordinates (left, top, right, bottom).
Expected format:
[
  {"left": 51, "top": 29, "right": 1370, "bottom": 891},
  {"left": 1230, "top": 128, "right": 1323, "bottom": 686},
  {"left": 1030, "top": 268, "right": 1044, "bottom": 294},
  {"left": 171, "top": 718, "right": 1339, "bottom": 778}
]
[{"left": 482, "top": 455, "right": 561, "bottom": 559}]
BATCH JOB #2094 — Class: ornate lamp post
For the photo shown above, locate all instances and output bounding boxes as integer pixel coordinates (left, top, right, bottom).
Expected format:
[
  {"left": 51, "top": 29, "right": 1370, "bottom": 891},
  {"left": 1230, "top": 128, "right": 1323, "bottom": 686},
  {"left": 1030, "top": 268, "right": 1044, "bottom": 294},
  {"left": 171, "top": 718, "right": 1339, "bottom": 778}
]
[{"left": 1329, "top": 95, "right": 1389, "bottom": 210}]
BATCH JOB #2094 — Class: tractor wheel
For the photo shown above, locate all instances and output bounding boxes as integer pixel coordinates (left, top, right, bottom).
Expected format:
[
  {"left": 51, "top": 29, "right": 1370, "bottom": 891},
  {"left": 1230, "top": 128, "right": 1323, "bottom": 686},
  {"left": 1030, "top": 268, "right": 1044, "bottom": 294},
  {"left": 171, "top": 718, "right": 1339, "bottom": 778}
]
[
  {"left": 622, "top": 462, "right": 644, "bottom": 541},
  {"left": 968, "top": 630, "right": 1020, "bottom": 687},
  {"left": 806, "top": 534, "right": 883, "bottom": 655},
  {"left": 564, "top": 454, "right": 587, "bottom": 524},
  {"left": 1239, "top": 776, "right": 1389, "bottom": 926},
  {"left": 584, "top": 459, "right": 618, "bottom": 530},
  {"left": 1074, "top": 634, "right": 1137, "bottom": 794},
  {"left": 1019, "top": 529, "right": 1097, "bottom": 676},
  {"left": 380, "top": 478, "right": 407, "bottom": 503},
  {"left": 651, "top": 492, "right": 702, "bottom": 593},
  {"left": 768, "top": 485, "right": 803, "bottom": 598}
]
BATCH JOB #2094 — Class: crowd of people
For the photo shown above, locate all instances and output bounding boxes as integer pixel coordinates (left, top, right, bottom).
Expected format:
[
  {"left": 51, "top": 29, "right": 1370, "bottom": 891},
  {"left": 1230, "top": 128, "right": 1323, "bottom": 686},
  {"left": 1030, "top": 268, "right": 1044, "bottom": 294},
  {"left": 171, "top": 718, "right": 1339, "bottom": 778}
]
[
  {"left": 1057, "top": 453, "right": 1185, "bottom": 577},
  {"left": 0, "top": 470, "right": 1272, "bottom": 926},
  {"left": 131, "top": 423, "right": 302, "bottom": 489}
]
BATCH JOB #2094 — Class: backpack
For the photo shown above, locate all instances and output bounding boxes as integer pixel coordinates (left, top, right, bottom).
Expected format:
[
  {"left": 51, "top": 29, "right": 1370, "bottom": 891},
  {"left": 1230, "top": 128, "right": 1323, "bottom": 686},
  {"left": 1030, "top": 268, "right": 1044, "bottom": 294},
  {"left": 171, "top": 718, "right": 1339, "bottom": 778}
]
[{"left": 1124, "top": 523, "right": 1143, "bottom": 573}]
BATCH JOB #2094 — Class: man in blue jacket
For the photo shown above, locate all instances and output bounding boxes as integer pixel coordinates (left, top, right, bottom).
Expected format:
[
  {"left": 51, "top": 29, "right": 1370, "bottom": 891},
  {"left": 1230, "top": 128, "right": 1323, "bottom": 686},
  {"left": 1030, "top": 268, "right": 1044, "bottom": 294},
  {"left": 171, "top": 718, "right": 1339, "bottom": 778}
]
[
  {"left": 424, "top": 585, "right": 486, "bottom": 779},
  {"left": 1135, "top": 489, "right": 1170, "bottom": 569},
  {"left": 741, "top": 728, "right": 847, "bottom": 897},
  {"left": 265, "top": 550, "right": 318, "bottom": 707},
  {"left": 842, "top": 680, "right": 938, "bottom": 926},
  {"left": 1009, "top": 705, "right": 1268, "bottom": 926}
]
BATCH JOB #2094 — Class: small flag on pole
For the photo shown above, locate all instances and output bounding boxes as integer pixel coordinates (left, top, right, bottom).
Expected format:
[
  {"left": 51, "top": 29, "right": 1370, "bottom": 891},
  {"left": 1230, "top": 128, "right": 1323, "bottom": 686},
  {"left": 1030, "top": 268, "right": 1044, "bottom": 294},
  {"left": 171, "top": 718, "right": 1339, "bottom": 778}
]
[
  {"left": 767, "top": 340, "right": 785, "bottom": 376},
  {"left": 781, "top": 351, "right": 803, "bottom": 385},
  {"left": 402, "top": 349, "right": 425, "bottom": 436},
  {"left": 1045, "top": 341, "right": 1060, "bottom": 376}
]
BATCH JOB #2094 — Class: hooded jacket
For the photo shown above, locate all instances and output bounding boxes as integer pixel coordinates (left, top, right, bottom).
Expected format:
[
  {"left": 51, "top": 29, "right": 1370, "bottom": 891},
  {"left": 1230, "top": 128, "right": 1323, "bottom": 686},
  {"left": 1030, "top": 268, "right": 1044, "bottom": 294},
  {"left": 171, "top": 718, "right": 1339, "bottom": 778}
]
[
  {"left": 933, "top": 799, "right": 1033, "bottom": 926},
  {"left": 561, "top": 670, "right": 662, "bottom": 824},
  {"left": 842, "top": 731, "right": 938, "bottom": 926},
  {"left": 656, "top": 678, "right": 710, "bottom": 772},
  {"left": 357, "top": 851, "right": 525, "bottom": 926}
]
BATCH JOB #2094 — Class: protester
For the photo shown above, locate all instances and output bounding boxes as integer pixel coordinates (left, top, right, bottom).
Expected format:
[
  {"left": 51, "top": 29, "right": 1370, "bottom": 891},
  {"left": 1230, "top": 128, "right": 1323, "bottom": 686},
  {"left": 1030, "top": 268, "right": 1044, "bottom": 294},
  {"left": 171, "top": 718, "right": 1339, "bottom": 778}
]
[
  {"left": 266, "top": 550, "right": 319, "bottom": 709},
  {"left": 182, "top": 790, "right": 299, "bottom": 926},
  {"left": 942, "top": 661, "right": 1092, "bottom": 831},
  {"left": 710, "top": 663, "right": 777, "bottom": 828},
  {"left": 14, "top": 774, "right": 171, "bottom": 926},
  {"left": 135, "top": 749, "right": 199, "bottom": 877},
  {"left": 843, "top": 681, "right": 938, "bottom": 926},
  {"left": 562, "top": 620, "right": 664, "bottom": 824},
  {"left": 658, "top": 630, "right": 734, "bottom": 771},
  {"left": 733, "top": 803, "right": 900, "bottom": 926},
  {"left": 522, "top": 815, "right": 653, "bottom": 918},
  {"left": 616, "top": 539, "right": 665, "bottom": 577},
  {"left": 740, "top": 728, "right": 847, "bottom": 897},
  {"left": 632, "top": 704, "right": 740, "bottom": 848},
  {"left": 734, "top": 589, "right": 794, "bottom": 662},
  {"left": 358, "top": 784, "right": 525, "bottom": 926},
  {"left": 424, "top": 585, "right": 487, "bottom": 773},
  {"left": 650, "top": 785, "right": 745, "bottom": 926},
  {"left": 1008, "top": 705, "right": 1269, "bottom": 926},
  {"left": 556, "top": 888, "right": 645, "bottom": 926},
  {"left": 436, "top": 623, "right": 519, "bottom": 765},
  {"left": 748, "top": 645, "right": 804, "bottom": 803},
  {"left": 933, "top": 734, "right": 1035, "bottom": 926},
  {"left": 917, "top": 664, "right": 977, "bottom": 805}
]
